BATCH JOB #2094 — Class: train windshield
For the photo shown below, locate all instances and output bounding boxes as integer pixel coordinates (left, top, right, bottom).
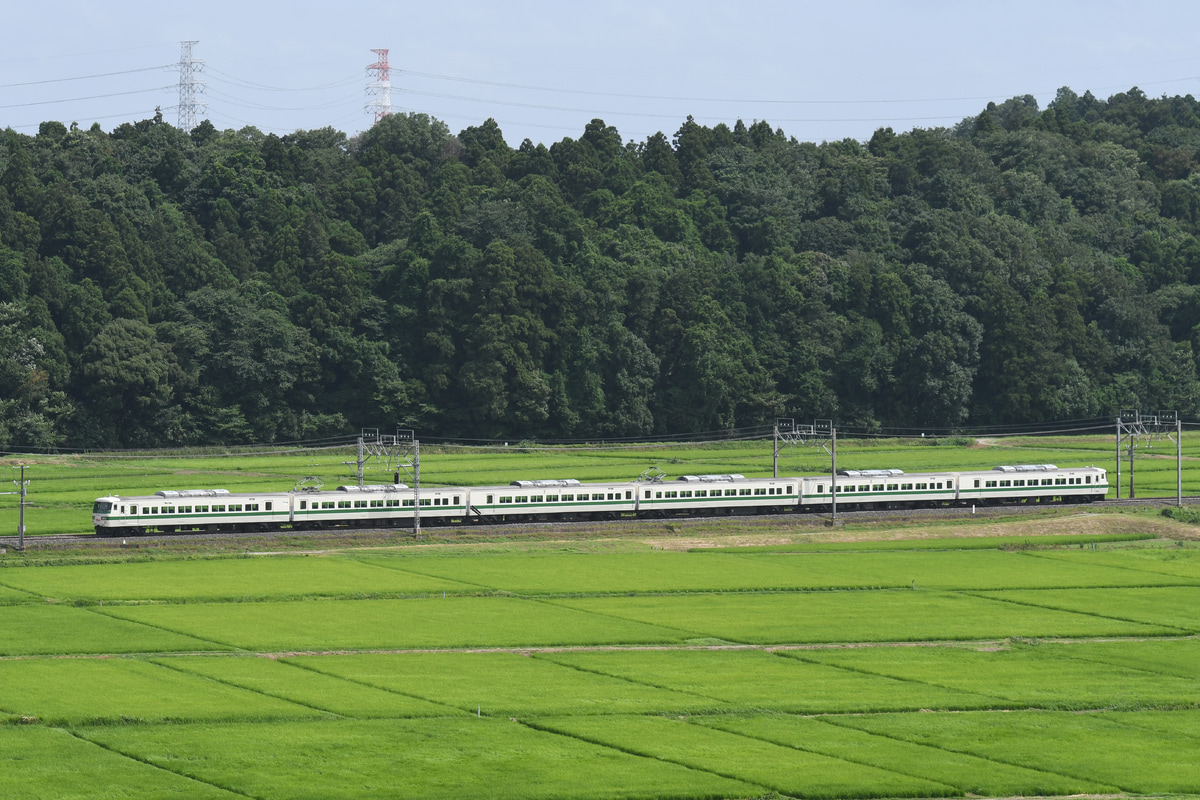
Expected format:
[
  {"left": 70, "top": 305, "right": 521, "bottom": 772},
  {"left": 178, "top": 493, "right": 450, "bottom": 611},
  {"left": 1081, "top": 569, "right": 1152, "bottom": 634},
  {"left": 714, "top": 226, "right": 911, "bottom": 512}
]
[{"left": 92, "top": 501, "right": 113, "bottom": 514}]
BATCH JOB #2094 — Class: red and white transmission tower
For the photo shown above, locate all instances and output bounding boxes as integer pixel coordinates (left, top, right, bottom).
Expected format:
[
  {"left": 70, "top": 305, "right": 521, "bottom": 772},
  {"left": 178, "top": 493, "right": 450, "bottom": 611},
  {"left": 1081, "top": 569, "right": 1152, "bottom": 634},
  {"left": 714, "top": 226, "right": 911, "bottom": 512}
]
[
  {"left": 365, "top": 48, "right": 393, "bottom": 125},
  {"left": 177, "top": 41, "right": 206, "bottom": 131}
]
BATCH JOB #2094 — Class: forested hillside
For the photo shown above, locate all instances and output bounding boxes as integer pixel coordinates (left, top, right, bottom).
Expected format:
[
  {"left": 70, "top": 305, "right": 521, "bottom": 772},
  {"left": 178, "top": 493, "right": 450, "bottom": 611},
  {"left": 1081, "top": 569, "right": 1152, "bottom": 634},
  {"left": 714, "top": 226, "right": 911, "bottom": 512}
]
[{"left": 3, "top": 87, "right": 1200, "bottom": 448}]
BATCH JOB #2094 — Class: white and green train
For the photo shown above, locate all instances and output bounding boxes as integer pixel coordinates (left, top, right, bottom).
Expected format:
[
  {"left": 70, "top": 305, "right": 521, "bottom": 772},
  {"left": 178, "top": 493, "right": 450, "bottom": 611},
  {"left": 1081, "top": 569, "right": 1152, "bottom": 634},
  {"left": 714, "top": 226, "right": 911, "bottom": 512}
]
[{"left": 90, "top": 464, "right": 1107, "bottom": 536}]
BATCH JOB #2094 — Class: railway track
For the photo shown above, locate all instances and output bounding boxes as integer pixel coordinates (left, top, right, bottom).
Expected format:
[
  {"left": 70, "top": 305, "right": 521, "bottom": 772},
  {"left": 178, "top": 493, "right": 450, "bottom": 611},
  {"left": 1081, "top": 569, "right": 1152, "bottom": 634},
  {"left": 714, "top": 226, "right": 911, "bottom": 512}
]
[{"left": 1, "top": 495, "right": 1193, "bottom": 550}]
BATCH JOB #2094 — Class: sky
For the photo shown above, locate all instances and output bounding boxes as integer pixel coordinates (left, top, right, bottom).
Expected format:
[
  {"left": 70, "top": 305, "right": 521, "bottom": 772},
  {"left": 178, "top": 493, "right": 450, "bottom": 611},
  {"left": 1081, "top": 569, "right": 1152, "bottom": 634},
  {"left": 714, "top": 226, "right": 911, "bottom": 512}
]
[{"left": 3, "top": 0, "right": 1200, "bottom": 148}]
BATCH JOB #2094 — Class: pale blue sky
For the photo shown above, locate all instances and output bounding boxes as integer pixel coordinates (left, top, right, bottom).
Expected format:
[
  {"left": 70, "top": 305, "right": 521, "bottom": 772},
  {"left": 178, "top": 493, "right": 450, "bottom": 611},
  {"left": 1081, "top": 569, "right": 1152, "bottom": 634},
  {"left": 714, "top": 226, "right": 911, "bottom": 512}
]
[{"left": 3, "top": 0, "right": 1199, "bottom": 146}]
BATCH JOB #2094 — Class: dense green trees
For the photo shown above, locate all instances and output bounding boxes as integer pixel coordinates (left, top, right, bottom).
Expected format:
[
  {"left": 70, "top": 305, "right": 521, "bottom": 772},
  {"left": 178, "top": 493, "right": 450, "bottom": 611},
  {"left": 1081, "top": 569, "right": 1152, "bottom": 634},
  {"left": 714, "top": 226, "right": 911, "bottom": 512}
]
[{"left": 4, "top": 88, "right": 1200, "bottom": 447}]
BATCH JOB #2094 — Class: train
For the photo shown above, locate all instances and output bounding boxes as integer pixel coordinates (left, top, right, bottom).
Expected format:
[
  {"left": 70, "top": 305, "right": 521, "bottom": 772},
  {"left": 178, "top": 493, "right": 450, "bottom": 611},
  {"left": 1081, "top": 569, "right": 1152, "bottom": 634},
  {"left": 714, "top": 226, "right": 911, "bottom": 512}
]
[{"left": 90, "top": 463, "right": 1108, "bottom": 536}]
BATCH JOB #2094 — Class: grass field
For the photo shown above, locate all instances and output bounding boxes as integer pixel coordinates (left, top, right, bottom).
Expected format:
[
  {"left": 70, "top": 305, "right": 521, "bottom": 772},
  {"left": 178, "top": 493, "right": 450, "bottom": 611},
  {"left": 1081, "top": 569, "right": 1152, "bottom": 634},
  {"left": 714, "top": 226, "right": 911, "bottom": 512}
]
[{"left": 3, "top": 473, "right": 1200, "bottom": 797}]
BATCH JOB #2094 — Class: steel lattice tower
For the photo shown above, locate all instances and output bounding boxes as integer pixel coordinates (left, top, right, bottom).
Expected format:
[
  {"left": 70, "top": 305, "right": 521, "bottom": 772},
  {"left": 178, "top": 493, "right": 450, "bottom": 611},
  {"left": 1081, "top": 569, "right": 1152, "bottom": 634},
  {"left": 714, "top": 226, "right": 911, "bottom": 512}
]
[
  {"left": 177, "top": 41, "right": 206, "bottom": 130},
  {"left": 365, "top": 48, "right": 392, "bottom": 124}
]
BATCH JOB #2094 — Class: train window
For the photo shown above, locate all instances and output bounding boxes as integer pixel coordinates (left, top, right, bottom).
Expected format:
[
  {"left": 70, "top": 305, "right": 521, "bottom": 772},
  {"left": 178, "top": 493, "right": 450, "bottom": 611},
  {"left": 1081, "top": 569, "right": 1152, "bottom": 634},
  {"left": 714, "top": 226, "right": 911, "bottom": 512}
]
[
  {"left": 197, "top": 505, "right": 207, "bottom": 513},
  {"left": 887, "top": 484, "right": 898, "bottom": 491},
  {"left": 150, "top": 507, "right": 159, "bottom": 515},
  {"left": 265, "top": 502, "right": 272, "bottom": 511},
  {"left": 232, "top": 504, "right": 244, "bottom": 512},
  {"left": 322, "top": 502, "right": 334, "bottom": 509},
  {"left": 1055, "top": 478, "right": 1066, "bottom": 485},
  {"left": 246, "top": 504, "right": 259, "bottom": 512},
  {"left": 740, "top": 488, "right": 751, "bottom": 496},
  {"left": 454, "top": 496, "right": 461, "bottom": 504},
  {"left": 817, "top": 484, "right": 824, "bottom": 493},
  {"left": 605, "top": 492, "right": 613, "bottom": 500},
  {"left": 917, "top": 483, "right": 927, "bottom": 490},
  {"left": 936, "top": 483, "right": 943, "bottom": 490},
  {"left": 389, "top": 499, "right": 400, "bottom": 507},
  {"left": 516, "top": 496, "right": 528, "bottom": 503},
  {"left": 590, "top": 493, "right": 602, "bottom": 501},
  {"left": 563, "top": 494, "right": 574, "bottom": 502},
  {"left": 1085, "top": 476, "right": 1092, "bottom": 484},
  {"left": 665, "top": 491, "right": 677, "bottom": 499},
  {"left": 486, "top": 495, "right": 494, "bottom": 504},
  {"left": 403, "top": 499, "right": 415, "bottom": 506},
  {"left": 787, "top": 485, "right": 794, "bottom": 494},
  {"left": 725, "top": 489, "right": 736, "bottom": 496},
  {"left": 499, "top": 496, "right": 512, "bottom": 504},
  {"left": 985, "top": 481, "right": 997, "bottom": 488},
  {"left": 420, "top": 499, "right": 431, "bottom": 506},
  {"left": 872, "top": 484, "right": 883, "bottom": 492},
  {"left": 530, "top": 495, "right": 543, "bottom": 503},
  {"left": 179, "top": 506, "right": 190, "bottom": 513},
  {"left": 655, "top": 491, "right": 662, "bottom": 499},
  {"left": 857, "top": 485, "right": 868, "bottom": 492},
  {"left": 696, "top": 490, "right": 707, "bottom": 497},
  {"left": 299, "top": 501, "right": 307, "bottom": 509},
  {"left": 337, "top": 501, "right": 350, "bottom": 509},
  {"left": 844, "top": 486, "right": 854, "bottom": 493},
  {"left": 972, "top": 481, "right": 979, "bottom": 489},
  {"left": 1042, "top": 479, "right": 1052, "bottom": 486},
  {"left": 370, "top": 500, "right": 383, "bottom": 508}
]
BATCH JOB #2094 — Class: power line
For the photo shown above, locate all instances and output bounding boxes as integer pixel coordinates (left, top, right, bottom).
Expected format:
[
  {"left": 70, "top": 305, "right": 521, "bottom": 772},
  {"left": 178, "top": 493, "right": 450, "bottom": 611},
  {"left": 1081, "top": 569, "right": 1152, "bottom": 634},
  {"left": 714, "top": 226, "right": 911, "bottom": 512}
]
[
  {"left": 0, "top": 65, "right": 174, "bottom": 90},
  {"left": 205, "top": 66, "right": 360, "bottom": 93},
  {"left": 0, "top": 85, "right": 175, "bottom": 110}
]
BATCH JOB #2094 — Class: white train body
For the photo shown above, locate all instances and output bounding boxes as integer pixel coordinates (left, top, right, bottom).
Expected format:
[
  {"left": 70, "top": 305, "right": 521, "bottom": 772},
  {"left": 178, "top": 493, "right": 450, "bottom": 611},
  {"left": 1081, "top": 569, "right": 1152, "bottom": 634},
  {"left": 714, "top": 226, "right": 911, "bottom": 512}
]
[{"left": 91, "top": 464, "right": 1108, "bottom": 535}]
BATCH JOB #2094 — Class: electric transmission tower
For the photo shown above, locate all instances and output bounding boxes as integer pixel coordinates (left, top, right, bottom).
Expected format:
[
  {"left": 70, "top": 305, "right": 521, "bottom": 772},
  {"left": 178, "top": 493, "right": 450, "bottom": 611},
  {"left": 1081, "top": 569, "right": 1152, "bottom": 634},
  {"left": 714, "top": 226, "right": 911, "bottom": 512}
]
[
  {"left": 177, "top": 41, "right": 206, "bottom": 131},
  {"left": 365, "top": 48, "right": 393, "bottom": 124}
]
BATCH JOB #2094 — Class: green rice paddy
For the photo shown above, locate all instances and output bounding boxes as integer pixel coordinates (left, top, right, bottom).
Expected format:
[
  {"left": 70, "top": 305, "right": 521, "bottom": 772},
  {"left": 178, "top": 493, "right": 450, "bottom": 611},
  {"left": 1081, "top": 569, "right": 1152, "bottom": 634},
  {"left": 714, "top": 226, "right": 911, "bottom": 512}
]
[{"left": 2, "top": 438, "right": 1200, "bottom": 797}]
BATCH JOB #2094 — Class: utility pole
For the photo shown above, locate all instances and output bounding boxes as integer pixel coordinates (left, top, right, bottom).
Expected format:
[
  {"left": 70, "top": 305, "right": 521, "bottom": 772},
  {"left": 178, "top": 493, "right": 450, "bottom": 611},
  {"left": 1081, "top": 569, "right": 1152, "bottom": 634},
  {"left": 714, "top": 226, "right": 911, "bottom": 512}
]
[
  {"left": 12, "top": 465, "right": 28, "bottom": 550},
  {"left": 830, "top": 427, "right": 837, "bottom": 524},
  {"left": 413, "top": 439, "right": 421, "bottom": 538}
]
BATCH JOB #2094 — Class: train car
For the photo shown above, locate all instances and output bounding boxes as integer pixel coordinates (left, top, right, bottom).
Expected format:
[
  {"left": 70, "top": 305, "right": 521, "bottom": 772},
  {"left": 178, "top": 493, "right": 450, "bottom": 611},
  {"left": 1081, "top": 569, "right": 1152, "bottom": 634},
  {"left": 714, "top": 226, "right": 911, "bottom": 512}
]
[
  {"left": 468, "top": 479, "right": 638, "bottom": 521},
  {"left": 798, "top": 469, "right": 958, "bottom": 511},
  {"left": 91, "top": 484, "right": 473, "bottom": 535},
  {"left": 291, "top": 484, "right": 470, "bottom": 528},
  {"left": 637, "top": 474, "right": 798, "bottom": 516},
  {"left": 91, "top": 488, "right": 292, "bottom": 535},
  {"left": 957, "top": 464, "right": 1107, "bottom": 504}
]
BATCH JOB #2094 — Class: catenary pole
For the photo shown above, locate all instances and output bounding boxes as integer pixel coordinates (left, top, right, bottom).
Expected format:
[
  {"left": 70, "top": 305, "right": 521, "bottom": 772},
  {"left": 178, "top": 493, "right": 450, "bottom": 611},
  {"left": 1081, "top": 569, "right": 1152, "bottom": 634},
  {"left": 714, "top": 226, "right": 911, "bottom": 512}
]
[{"left": 831, "top": 428, "right": 837, "bottom": 523}]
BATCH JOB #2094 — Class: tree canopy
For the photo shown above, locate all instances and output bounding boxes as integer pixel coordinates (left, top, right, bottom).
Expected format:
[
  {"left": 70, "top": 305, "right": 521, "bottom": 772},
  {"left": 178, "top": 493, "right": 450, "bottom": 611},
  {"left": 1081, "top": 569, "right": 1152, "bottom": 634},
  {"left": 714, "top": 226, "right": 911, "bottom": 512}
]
[{"left": 3, "top": 88, "right": 1200, "bottom": 447}]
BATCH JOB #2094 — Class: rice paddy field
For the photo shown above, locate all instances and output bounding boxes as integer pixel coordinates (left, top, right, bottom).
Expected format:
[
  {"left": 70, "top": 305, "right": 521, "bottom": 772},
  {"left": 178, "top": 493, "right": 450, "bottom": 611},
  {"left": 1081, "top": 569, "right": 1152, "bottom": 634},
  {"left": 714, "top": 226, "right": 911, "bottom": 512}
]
[
  {"left": 3, "top": 437, "right": 1200, "bottom": 798},
  {"left": 0, "top": 505, "right": 1199, "bottom": 798}
]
